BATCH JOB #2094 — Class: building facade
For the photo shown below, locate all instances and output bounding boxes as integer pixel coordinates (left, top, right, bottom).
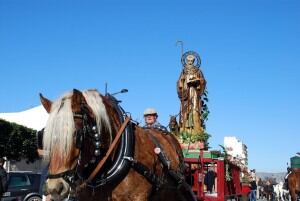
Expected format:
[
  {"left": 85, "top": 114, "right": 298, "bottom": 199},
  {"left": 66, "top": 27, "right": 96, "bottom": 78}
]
[{"left": 224, "top": 136, "right": 248, "bottom": 169}]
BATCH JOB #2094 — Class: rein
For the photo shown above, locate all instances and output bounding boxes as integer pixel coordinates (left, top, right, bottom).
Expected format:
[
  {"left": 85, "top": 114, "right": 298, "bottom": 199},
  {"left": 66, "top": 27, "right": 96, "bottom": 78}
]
[{"left": 78, "top": 116, "right": 131, "bottom": 190}]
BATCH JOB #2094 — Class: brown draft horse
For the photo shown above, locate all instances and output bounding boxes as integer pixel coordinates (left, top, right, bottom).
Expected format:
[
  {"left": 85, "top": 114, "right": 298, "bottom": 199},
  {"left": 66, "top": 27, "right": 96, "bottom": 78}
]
[
  {"left": 40, "top": 89, "right": 196, "bottom": 201},
  {"left": 288, "top": 170, "right": 300, "bottom": 201}
]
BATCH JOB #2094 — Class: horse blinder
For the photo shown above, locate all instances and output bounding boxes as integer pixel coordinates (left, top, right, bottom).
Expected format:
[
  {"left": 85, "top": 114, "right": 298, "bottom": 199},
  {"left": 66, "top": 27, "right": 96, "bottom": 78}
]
[
  {"left": 73, "top": 112, "right": 103, "bottom": 162},
  {"left": 36, "top": 112, "right": 102, "bottom": 160}
]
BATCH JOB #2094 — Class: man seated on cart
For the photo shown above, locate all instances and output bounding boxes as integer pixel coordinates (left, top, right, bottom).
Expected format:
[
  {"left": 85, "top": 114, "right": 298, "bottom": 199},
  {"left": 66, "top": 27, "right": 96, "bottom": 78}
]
[{"left": 143, "top": 108, "right": 168, "bottom": 132}]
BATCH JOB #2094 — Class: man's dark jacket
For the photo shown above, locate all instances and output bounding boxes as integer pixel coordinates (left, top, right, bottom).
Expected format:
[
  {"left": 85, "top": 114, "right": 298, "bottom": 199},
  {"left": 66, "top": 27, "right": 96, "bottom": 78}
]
[{"left": 0, "top": 167, "right": 7, "bottom": 195}]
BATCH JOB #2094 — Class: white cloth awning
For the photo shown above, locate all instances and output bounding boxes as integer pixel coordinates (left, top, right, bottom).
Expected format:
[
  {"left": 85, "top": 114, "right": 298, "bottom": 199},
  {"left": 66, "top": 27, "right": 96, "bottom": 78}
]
[{"left": 0, "top": 105, "right": 48, "bottom": 130}]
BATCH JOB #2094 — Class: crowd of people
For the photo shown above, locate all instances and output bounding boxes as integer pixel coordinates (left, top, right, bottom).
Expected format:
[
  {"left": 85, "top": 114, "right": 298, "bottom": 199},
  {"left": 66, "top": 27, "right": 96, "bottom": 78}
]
[{"left": 241, "top": 169, "right": 290, "bottom": 201}]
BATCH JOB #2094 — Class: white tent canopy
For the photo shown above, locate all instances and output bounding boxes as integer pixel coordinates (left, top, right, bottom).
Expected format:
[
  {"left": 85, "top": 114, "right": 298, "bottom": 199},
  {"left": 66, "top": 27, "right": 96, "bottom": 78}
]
[{"left": 0, "top": 105, "right": 48, "bottom": 130}]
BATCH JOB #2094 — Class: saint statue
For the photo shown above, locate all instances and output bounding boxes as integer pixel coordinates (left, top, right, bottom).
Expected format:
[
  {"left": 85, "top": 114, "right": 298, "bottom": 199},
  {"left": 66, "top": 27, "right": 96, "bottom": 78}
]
[{"left": 177, "top": 51, "right": 206, "bottom": 139}]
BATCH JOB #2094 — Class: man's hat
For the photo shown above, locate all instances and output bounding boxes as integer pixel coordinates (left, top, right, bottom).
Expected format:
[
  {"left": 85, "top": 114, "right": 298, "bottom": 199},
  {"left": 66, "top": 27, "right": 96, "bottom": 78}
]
[{"left": 144, "top": 108, "right": 157, "bottom": 116}]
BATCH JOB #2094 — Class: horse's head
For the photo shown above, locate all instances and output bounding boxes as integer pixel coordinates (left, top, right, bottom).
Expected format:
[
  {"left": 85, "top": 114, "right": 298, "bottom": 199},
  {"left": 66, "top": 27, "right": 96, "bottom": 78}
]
[
  {"left": 168, "top": 115, "right": 179, "bottom": 136},
  {"left": 40, "top": 89, "right": 112, "bottom": 200}
]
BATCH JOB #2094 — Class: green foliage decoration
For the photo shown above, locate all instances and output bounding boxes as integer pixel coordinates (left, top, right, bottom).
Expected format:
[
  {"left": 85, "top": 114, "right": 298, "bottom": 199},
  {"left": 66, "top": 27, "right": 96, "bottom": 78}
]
[
  {"left": 201, "top": 89, "right": 210, "bottom": 130},
  {"left": 180, "top": 131, "right": 211, "bottom": 144},
  {"left": 0, "top": 119, "right": 39, "bottom": 163},
  {"left": 219, "top": 145, "right": 232, "bottom": 181}
]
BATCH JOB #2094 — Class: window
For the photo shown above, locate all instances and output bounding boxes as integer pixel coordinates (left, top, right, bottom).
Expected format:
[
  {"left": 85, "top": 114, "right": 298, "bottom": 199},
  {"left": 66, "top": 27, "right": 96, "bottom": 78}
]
[{"left": 8, "top": 175, "right": 31, "bottom": 187}]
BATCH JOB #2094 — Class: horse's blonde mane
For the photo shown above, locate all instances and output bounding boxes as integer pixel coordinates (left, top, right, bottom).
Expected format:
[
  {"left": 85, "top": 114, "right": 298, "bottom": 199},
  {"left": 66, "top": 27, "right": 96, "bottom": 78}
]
[
  {"left": 82, "top": 90, "right": 112, "bottom": 143},
  {"left": 43, "top": 89, "right": 111, "bottom": 159}
]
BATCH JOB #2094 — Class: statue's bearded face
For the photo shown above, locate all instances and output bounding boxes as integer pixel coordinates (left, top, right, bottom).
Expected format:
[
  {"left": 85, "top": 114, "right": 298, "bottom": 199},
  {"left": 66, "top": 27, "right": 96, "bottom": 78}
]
[{"left": 186, "top": 55, "right": 195, "bottom": 65}]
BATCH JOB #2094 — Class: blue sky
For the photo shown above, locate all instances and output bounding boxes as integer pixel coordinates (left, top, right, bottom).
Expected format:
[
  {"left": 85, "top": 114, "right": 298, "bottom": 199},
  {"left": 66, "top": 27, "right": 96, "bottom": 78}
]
[{"left": 1, "top": 0, "right": 299, "bottom": 172}]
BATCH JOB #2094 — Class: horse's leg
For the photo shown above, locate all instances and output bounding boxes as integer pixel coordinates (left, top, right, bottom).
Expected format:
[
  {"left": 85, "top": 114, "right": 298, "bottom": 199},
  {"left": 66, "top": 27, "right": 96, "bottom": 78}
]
[
  {"left": 284, "top": 192, "right": 288, "bottom": 201},
  {"left": 289, "top": 190, "right": 296, "bottom": 201},
  {"left": 285, "top": 192, "right": 288, "bottom": 201},
  {"left": 283, "top": 190, "right": 287, "bottom": 201},
  {"left": 279, "top": 191, "right": 282, "bottom": 201}
]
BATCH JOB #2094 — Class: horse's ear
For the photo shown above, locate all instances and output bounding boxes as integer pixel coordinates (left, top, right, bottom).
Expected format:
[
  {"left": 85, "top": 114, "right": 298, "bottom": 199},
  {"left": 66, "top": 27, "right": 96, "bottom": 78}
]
[
  {"left": 39, "top": 93, "right": 52, "bottom": 113},
  {"left": 72, "top": 88, "right": 83, "bottom": 104}
]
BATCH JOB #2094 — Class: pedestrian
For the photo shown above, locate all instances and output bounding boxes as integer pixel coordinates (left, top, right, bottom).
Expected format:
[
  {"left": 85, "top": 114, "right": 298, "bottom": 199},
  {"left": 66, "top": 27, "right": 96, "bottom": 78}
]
[
  {"left": 204, "top": 165, "right": 216, "bottom": 194},
  {"left": 0, "top": 158, "right": 8, "bottom": 197},
  {"left": 257, "top": 177, "right": 264, "bottom": 199},
  {"left": 250, "top": 178, "right": 257, "bottom": 201},
  {"left": 264, "top": 180, "right": 274, "bottom": 201},
  {"left": 283, "top": 166, "right": 291, "bottom": 190},
  {"left": 37, "top": 129, "right": 51, "bottom": 201}
]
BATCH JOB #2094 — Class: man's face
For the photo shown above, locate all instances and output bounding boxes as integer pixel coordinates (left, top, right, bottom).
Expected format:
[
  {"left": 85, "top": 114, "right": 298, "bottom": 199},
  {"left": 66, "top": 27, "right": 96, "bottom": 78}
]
[{"left": 144, "top": 114, "right": 157, "bottom": 125}]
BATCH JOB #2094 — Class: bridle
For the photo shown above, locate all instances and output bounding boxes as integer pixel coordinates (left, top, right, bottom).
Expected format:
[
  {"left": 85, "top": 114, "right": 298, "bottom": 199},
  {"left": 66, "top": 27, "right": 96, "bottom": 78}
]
[{"left": 47, "top": 101, "right": 103, "bottom": 187}]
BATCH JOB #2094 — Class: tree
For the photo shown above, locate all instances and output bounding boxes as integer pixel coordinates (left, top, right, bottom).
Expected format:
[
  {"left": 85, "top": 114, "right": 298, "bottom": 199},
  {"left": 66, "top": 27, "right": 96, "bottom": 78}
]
[{"left": 0, "top": 119, "right": 39, "bottom": 162}]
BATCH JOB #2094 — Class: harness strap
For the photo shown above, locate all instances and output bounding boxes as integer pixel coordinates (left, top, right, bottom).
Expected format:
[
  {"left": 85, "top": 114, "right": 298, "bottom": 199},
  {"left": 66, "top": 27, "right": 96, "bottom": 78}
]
[
  {"left": 147, "top": 131, "right": 186, "bottom": 187},
  {"left": 146, "top": 130, "right": 171, "bottom": 169},
  {"left": 48, "top": 169, "right": 74, "bottom": 179},
  {"left": 48, "top": 167, "right": 78, "bottom": 188},
  {"left": 124, "top": 130, "right": 196, "bottom": 201},
  {"left": 124, "top": 157, "right": 161, "bottom": 190},
  {"left": 78, "top": 116, "right": 131, "bottom": 190}
]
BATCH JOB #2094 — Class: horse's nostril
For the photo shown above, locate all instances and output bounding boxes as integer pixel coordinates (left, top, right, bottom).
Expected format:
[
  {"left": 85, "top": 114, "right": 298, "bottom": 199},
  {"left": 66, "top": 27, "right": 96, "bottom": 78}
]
[{"left": 57, "top": 182, "right": 64, "bottom": 194}]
